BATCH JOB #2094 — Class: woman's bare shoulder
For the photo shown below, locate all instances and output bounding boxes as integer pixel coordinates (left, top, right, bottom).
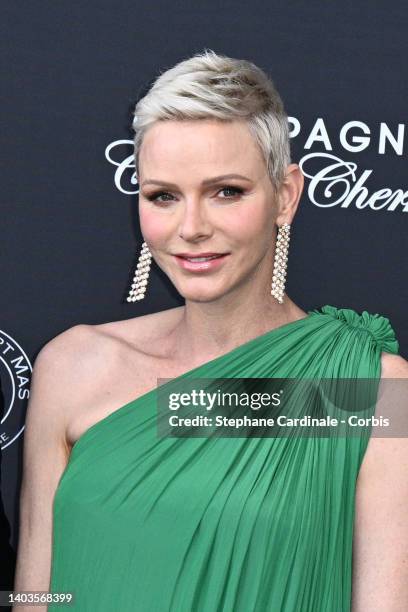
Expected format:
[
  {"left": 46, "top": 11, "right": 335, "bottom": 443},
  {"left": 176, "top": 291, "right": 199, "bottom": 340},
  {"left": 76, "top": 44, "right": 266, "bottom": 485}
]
[
  {"left": 380, "top": 351, "right": 408, "bottom": 378},
  {"left": 39, "top": 305, "right": 185, "bottom": 369},
  {"left": 33, "top": 307, "right": 185, "bottom": 447},
  {"left": 39, "top": 307, "right": 182, "bottom": 383}
]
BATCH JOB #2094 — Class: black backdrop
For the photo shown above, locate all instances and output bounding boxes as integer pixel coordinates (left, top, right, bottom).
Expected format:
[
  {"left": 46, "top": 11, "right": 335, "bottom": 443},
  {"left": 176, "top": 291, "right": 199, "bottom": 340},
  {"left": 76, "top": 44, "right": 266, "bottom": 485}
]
[{"left": 1, "top": 0, "right": 407, "bottom": 594}]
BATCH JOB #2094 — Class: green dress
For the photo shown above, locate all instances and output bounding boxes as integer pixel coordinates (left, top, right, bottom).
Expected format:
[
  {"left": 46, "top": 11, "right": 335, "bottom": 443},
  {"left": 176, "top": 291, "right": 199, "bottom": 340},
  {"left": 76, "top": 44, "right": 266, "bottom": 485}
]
[{"left": 49, "top": 304, "right": 400, "bottom": 611}]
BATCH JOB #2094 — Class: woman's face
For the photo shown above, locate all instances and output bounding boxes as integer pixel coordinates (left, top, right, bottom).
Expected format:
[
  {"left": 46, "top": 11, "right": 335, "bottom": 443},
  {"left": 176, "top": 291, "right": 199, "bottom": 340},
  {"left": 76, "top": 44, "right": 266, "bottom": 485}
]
[{"left": 138, "top": 118, "right": 290, "bottom": 303}]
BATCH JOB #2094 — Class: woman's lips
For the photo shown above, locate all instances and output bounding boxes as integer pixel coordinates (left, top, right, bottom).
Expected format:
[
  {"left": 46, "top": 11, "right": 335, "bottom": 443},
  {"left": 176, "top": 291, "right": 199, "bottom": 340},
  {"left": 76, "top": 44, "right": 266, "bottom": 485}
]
[{"left": 174, "top": 254, "right": 229, "bottom": 272}]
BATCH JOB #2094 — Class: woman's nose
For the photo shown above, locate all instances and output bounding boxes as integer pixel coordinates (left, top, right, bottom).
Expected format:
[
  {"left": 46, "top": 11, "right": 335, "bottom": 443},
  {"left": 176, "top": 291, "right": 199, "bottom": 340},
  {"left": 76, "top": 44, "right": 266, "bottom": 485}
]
[{"left": 178, "top": 199, "right": 212, "bottom": 241}]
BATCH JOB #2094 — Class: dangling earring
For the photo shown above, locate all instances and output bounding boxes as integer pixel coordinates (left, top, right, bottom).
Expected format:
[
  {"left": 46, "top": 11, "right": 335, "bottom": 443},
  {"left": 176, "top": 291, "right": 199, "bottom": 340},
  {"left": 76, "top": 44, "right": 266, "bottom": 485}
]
[
  {"left": 271, "top": 223, "right": 290, "bottom": 304},
  {"left": 126, "top": 241, "right": 152, "bottom": 302}
]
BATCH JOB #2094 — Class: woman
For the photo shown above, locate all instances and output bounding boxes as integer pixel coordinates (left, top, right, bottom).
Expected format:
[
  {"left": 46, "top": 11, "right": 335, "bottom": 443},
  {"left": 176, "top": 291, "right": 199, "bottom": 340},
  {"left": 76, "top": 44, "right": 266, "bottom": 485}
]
[{"left": 14, "top": 50, "right": 407, "bottom": 611}]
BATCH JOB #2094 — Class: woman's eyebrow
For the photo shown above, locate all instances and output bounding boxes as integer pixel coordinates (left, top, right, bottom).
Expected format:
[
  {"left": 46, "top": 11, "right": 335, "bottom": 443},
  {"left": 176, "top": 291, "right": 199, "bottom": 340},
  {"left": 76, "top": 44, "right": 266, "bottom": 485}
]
[{"left": 141, "top": 174, "right": 253, "bottom": 188}]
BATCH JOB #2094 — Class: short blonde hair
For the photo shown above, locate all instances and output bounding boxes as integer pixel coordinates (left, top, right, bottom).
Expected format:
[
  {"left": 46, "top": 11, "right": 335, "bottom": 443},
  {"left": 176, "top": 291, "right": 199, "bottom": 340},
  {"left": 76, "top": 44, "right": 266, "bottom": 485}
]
[{"left": 132, "top": 49, "right": 291, "bottom": 188}]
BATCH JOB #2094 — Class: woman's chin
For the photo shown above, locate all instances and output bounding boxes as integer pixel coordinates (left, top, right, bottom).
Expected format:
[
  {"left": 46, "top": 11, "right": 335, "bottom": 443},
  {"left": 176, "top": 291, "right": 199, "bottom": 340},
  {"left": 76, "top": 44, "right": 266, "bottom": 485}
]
[{"left": 177, "top": 284, "right": 228, "bottom": 303}]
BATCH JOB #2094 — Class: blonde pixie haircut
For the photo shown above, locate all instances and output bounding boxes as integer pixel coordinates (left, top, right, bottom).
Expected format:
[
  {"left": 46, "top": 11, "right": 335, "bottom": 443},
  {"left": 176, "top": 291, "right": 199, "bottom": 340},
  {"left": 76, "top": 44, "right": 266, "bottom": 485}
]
[{"left": 132, "top": 49, "right": 291, "bottom": 190}]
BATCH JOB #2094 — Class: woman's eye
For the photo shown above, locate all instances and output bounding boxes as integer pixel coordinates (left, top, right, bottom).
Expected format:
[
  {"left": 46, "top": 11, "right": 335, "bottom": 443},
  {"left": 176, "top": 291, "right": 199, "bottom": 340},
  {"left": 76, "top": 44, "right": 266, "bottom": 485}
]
[
  {"left": 218, "top": 186, "right": 244, "bottom": 198},
  {"left": 145, "top": 191, "right": 174, "bottom": 204}
]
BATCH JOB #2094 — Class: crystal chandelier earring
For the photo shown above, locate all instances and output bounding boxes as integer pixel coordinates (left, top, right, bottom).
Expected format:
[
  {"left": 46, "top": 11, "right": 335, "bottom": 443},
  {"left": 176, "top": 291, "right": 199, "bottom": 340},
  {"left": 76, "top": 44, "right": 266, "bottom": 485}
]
[
  {"left": 126, "top": 241, "right": 152, "bottom": 302},
  {"left": 271, "top": 223, "right": 290, "bottom": 304}
]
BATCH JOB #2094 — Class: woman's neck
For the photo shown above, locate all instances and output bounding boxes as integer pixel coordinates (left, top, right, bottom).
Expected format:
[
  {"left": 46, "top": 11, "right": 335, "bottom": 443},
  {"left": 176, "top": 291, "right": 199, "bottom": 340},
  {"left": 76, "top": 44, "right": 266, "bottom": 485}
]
[{"left": 171, "top": 293, "right": 307, "bottom": 366}]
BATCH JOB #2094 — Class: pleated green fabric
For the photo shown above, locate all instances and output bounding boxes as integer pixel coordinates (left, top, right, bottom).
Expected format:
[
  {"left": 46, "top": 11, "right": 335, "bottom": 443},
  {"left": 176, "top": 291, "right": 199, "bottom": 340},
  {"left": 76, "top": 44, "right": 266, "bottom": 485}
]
[{"left": 49, "top": 304, "right": 399, "bottom": 611}]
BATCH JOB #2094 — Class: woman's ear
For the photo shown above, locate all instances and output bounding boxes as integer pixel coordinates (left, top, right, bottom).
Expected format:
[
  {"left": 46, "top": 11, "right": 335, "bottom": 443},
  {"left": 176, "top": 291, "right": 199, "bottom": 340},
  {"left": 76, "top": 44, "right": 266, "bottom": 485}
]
[{"left": 276, "top": 164, "right": 304, "bottom": 225}]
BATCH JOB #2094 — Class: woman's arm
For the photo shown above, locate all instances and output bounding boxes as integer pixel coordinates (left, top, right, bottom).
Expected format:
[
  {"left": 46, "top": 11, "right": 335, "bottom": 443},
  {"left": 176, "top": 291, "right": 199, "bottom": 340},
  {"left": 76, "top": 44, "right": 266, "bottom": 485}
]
[
  {"left": 12, "top": 330, "right": 81, "bottom": 612},
  {"left": 352, "top": 353, "right": 408, "bottom": 611}
]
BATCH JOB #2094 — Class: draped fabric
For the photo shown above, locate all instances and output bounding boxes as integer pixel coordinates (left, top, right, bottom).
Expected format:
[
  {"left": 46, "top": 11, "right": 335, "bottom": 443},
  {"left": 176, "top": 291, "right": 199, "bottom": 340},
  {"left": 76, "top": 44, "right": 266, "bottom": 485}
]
[{"left": 49, "top": 305, "right": 399, "bottom": 611}]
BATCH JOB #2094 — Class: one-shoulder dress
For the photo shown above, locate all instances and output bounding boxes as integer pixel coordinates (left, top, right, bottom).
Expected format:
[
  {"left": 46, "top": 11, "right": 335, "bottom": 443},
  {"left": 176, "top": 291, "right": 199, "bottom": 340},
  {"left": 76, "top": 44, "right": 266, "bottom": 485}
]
[{"left": 48, "top": 304, "right": 400, "bottom": 611}]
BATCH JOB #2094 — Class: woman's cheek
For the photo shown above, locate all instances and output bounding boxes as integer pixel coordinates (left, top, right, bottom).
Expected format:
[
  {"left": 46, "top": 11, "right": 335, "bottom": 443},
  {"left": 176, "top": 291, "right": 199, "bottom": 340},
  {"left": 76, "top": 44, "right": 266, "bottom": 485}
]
[
  {"left": 225, "top": 205, "right": 266, "bottom": 239},
  {"left": 139, "top": 207, "right": 169, "bottom": 245}
]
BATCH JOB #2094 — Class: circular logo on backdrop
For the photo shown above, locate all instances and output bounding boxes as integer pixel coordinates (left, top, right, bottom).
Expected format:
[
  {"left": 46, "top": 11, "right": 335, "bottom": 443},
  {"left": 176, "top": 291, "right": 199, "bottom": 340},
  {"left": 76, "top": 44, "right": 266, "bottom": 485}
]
[{"left": 0, "top": 330, "right": 32, "bottom": 451}]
